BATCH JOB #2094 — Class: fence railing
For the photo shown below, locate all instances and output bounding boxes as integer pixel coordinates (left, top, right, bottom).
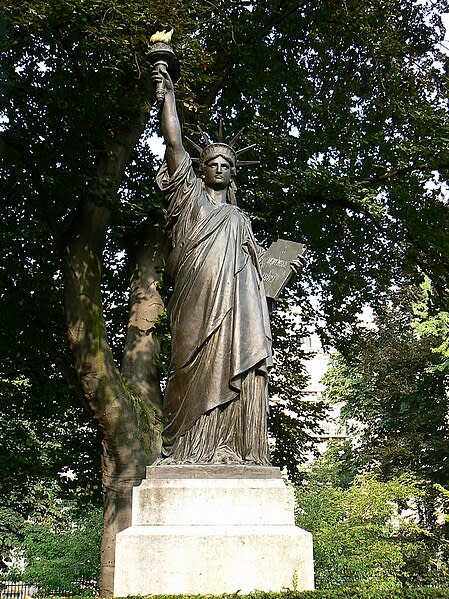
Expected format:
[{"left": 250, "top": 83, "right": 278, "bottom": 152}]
[
  {"left": 0, "top": 582, "right": 37, "bottom": 599},
  {"left": 0, "top": 580, "right": 98, "bottom": 598}
]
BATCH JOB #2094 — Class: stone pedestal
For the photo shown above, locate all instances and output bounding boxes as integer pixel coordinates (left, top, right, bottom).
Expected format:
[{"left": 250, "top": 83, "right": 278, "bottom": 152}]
[{"left": 114, "top": 465, "right": 314, "bottom": 596}]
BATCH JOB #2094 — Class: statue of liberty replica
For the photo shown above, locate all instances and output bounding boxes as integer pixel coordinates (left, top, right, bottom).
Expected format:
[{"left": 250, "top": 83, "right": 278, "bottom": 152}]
[
  {"left": 153, "top": 61, "right": 273, "bottom": 466},
  {"left": 113, "top": 34, "right": 314, "bottom": 598}
]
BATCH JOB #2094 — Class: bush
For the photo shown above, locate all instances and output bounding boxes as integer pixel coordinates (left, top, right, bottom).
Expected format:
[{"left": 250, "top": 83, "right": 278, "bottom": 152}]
[
  {"left": 289, "top": 589, "right": 449, "bottom": 598},
  {"left": 20, "top": 504, "right": 102, "bottom": 593},
  {"left": 295, "top": 473, "right": 449, "bottom": 589},
  {"left": 109, "top": 590, "right": 449, "bottom": 599}
]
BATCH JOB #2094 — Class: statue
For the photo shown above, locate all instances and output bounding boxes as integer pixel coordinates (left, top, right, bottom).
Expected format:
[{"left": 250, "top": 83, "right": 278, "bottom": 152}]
[{"left": 151, "top": 47, "right": 302, "bottom": 466}]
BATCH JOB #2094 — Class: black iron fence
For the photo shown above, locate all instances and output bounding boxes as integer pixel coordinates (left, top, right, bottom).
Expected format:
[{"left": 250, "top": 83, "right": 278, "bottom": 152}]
[{"left": 0, "top": 580, "right": 98, "bottom": 598}]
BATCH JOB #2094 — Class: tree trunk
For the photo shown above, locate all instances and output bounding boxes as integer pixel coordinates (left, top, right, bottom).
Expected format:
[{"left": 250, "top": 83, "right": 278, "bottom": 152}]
[
  {"left": 63, "top": 209, "right": 166, "bottom": 595},
  {"left": 98, "top": 212, "right": 169, "bottom": 596},
  {"left": 99, "top": 399, "right": 161, "bottom": 596},
  {"left": 121, "top": 210, "right": 170, "bottom": 403}
]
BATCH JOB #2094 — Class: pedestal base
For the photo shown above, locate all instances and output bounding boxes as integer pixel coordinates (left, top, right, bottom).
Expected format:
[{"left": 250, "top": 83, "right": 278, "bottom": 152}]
[{"left": 114, "top": 465, "right": 314, "bottom": 596}]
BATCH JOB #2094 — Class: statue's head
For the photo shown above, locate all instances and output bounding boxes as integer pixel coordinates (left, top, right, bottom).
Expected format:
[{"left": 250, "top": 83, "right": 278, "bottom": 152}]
[
  {"left": 200, "top": 144, "right": 236, "bottom": 192},
  {"left": 199, "top": 143, "right": 237, "bottom": 172},
  {"left": 201, "top": 153, "right": 234, "bottom": 192},
  {"left": 186, "top": 128, "right": 259, "bottom": 204}
]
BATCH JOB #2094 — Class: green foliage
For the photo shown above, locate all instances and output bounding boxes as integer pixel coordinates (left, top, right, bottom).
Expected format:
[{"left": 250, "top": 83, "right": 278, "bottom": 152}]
[
  {"left": 302, "top": 439, "right": 358, "bottom": 490},
  {"left": 0, "top": 507, "right": 25, "bottom": 574},
  {"left": 1, "top": 482, "right": 101, "bottom": 591},
  {"left": 296, "top": 471, "right": 448, "bottom": 589},
  {"left": 316, "top": 288, "right": 449, "bottom": 590},
  {"left": 0, "top": 365, "right": 103, "bottom": 509},
  {"left": 322, "top": 290, "right": 449, "bottom": 487},
  {"left": 413, "top": 278, "right": 449, "bottom": 372},
  {"left": 19, "top": 503, "right": 101, "bottom": 593},
  {"left": 109, "top": 589, "right": 449, "bottom": 599},
  {"left": 299, "top": 592, "right": 449, "bottom": 599},
  {"left": 269, "top": 300, "right": 327, "bottom": 481}
]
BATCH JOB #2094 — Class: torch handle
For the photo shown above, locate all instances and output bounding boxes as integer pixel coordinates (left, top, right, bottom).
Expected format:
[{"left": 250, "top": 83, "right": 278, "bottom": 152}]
[{"left": 153, "top": 59, "right": 168, "bottom": 104}]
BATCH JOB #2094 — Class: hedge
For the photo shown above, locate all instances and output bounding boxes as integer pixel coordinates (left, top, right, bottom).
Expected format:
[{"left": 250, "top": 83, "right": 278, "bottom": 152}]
[
  {"left": 86, "top": 588, "right": 449, "bottom": 599},
  {"left": 41, "top": 590, "right": 449, "bottom": 599}
]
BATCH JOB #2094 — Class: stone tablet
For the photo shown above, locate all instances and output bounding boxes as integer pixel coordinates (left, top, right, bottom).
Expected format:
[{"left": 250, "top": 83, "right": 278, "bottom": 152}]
[{"left": 260, "top": 239, "right": 306, "bottom": 299}]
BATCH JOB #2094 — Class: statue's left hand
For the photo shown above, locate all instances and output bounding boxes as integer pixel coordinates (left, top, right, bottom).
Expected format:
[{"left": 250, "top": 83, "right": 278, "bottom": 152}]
[{"left": 290, "top": 254, "right": 307, "bottom": 276}]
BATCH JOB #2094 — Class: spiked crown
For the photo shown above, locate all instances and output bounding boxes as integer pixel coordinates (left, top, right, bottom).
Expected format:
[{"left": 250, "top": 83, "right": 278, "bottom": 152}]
[{"left": 185, "top": 124, "right": 259, "bottom": 170}]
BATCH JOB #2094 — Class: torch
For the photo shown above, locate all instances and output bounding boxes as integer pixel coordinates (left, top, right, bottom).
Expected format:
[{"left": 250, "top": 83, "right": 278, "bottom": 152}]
[{"left": 148, "top": 29, "right": 179, "bottom": 104}]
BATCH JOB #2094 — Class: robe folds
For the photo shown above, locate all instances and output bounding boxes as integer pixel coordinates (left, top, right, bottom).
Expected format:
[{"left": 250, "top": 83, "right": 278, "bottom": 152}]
[{"left": 156, "top": 154, "right": 272, "bottom": 463}]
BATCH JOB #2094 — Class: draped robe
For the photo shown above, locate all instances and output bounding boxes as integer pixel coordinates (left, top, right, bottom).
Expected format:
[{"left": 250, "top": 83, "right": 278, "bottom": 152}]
[{"left": 156, "top": 154, "right": 272, "bottom": 464}]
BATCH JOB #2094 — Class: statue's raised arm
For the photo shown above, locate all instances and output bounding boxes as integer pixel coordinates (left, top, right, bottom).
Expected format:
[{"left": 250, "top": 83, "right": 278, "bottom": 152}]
[{"left": 152, "top": 65, "right": 187, "bottom": 176}]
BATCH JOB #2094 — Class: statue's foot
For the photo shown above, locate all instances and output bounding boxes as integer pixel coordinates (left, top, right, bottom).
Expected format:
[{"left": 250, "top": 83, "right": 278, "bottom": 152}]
[{"left": 212, "top": 446, "right": 244, "bottom": 464}]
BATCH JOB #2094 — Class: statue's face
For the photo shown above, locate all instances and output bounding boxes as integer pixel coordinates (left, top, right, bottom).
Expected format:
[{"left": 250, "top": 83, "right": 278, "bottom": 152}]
[{"left": 202, "top": 155, "right": 233, "bottom": 190}]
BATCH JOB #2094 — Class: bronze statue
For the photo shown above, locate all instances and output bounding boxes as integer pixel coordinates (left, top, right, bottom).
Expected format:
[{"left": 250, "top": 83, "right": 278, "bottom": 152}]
[{"left": 152, "top": 62, "right": 297, "bottom": 465}]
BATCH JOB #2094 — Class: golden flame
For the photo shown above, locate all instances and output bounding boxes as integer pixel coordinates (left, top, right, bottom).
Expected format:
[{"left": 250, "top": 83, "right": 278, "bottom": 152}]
[{"left": 150, "top": 29, "right": 174, "bottom": 44}]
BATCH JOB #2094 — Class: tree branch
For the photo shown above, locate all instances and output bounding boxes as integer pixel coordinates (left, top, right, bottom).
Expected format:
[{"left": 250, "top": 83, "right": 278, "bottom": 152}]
[
  {"left": 370, "top": 161, "right": 449, "bottom": 184},
  {"left": 63, "top": 83, "right": 155, "bottom": 417},
  {"left": 297, "top": 192, "right": 449, "bottom": 280},
  {"left": 121, "top": 209, "right": 169, "bottom": 410}
]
